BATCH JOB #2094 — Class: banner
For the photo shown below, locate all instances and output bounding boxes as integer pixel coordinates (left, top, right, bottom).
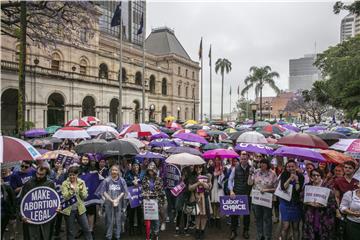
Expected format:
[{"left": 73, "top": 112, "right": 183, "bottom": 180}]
[
  {"left": 251, "top": 190, "right": 273, "bottom": 208},
  {"left": 304, "top": 185, "right": 330, "bottom": 206},
  {"left": 128, "top": 186, "right": 142, "bottom": 208},
  {"left": 165, "top": 164, "right": 181, "bottom": 189},
  {"left": 274, "top": 182, "right": 293, "bottom": 201},
  {"left": 220, "top": 195, "right": 250, "bottom": 215},
  {"left": 79, "top": 172, "right": 103, "bottom": 206},
  {"left": 143, "top": 199, "right": 159, "bottom": 220},
  {"left": 20, "top": 186, "right": 60, "bottom": 224}
]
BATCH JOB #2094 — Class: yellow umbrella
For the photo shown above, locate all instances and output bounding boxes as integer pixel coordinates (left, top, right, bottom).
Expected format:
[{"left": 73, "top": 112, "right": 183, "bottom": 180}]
[
  {"left": 164, "top": 116, "right": 176, "bottom": 122},
  {"left": 224, "top": 128, "right": 237, "bottom": 134},
  {"left": 37, "top": 150, "right": 78, "bottom": 160},
  {"left": 185, "top": 119, "right": 198, "bottom": 125}
]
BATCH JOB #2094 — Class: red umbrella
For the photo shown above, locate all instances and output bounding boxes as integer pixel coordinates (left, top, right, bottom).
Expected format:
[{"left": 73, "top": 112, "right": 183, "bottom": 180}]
[
  {"left": 277, "top": 133, "right": 328, "bottom": 149},
  {"left": 196, "top": 129, "right": 208, "bottom": 137},
  {"left": 0, "top": 136, "right": 41, "bottom": 163},
  {"left": 262, "top": 124, "right": 286, "bottom": 135},
  {"left": 65, "top": 119, "right": 90, "bottom": 127}
]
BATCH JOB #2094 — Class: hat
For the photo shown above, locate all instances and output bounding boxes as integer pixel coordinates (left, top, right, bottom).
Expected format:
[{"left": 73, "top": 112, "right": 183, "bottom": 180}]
[
  {"left": 146, "top": 162, "right": 158, "bottom": 174},
  {"left": 132, "top": 159, "right": 140, "bottom": 166}
]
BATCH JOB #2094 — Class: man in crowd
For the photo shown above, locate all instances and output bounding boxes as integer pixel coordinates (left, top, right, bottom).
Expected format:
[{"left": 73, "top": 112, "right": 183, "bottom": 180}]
[{"left": 10, "top": 160, "right": 36, "bottom": 196}]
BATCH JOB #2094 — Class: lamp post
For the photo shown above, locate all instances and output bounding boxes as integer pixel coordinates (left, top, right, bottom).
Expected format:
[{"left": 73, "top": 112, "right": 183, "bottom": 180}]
[
  {"left": 149, "top": 104, "right": 155, "bottom": 122},
  {"left": 250, "top": 103, "right": 258, "bottom": 124},
  {"left": 279, "top": 110, "right": 284, "bottom": 121}
]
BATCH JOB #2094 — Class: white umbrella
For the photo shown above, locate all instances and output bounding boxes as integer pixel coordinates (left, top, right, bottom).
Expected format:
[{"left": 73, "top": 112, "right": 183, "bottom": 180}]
[
  {"left": 165, "top": 153, "right": 205, "bottom": 166},
  {"left": 86, "top": 125, "right": 118, "bottom": 136},
  {"left": 53, "top": 127, "right": 91, "bottom": 139},
  {"left": 120, "top": 137, "right": 145, "bottom": 149},
  {"left": 236, "top": 131, "right": 267, "bottom": 144}
]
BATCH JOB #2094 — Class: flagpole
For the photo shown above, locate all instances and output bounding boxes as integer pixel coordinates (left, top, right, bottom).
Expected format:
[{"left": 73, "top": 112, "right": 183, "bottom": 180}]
[
  {"left": 209, "top": 44, "right": 212, "bottom": 121},
  {"left": 141, "top": 18, "right": 146, "bottom": 123},
  {"left": 200, "top": 38, "right": 203, "bottom": 123},
  {"left": 118, "top": 12, "right": 123, "bottom": 129},
  {"left": 229, "top": 87, "right": 232, "bottom": 121}
]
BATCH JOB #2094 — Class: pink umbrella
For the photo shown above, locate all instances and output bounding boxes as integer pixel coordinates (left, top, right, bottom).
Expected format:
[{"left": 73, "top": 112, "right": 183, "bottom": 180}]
[
  {"left": 166, "top": 122, "right": 183, "bottom": 130},
  {"left": 172, "top": 129, "right": 191, "bottom": 136},
  {"left": 119, "top": 123, "right": 160, "bottom": 137},
  {"left": 0, "top": 136, "right": 41, "bottom": 163},
  {"left": 81, "top": 116, "right": 100, "bottom": 125},
  {"left": 65, "top": 119, "right": 90, "bottom": 127},
  {"left": 202, "top": 149, "right": 239, "bottom": 159},
  {"left": 53, "top": 127, "right": 91, "bottom": 139},
  {"left": 330, "top": 139, "right": 360, "bottom": 153}
]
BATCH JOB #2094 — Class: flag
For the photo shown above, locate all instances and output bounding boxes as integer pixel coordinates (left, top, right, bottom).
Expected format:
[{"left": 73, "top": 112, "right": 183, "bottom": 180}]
[
  {"left": 111, "top": 2, "right": 122, "bottom": 27},
  {"left": 229, "top": 86, "right": 232, "bottom": 95},
  {"left": 137, "top": 13, "right": 144, "bottom": 35},
  {"left": 208, "top": 45, "right": 212, "bottom": 66},
  {"left": 198, "top": 38, "right": 203, "bottom": 60},
  {"left": 237, "top": 85, "right": 240, "bottom": 95}
]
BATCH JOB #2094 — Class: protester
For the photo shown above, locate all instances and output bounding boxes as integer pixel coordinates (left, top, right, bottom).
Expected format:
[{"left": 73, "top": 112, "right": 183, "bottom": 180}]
[
  {"left": 228, "top": 151, "right": 252, "bottom": 240},
  {"left": 61, "top": 166, "right": 93, "bottom": 240},
  {"left": 302, "top": 169, "right": 336, "bottom": 240},
  {"left": 278, "top": 160, "right": 304, "bottom": 240},
  {"left": 304, "top": 162, "right": 316, "bottom": 184},
  {"left": 175, "top": 166, "right": 191, "bottom": 235},
  {"left": 324, "top": 164, "right": 344, "bottom": 189},
  {"left": 98, "top": 158, "right": 109, "bottom": 178},
  {"left": 1, "top": 178, "right": 16, "bottom": 240},
  {"left": 21, "top": 163, "right": 55, "bottom": 240},
  {"left": 10, "top": 160, "right": 36, "bottom": 195},
  {"left": 340, "top": 181, "right": 360, "bottom": 240},
  {"left": 248, "top": 158, "right": 277, "bottom": 240}
]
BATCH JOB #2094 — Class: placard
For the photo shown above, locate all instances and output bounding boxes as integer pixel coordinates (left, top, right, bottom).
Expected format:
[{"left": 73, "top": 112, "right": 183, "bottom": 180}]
[
  {"left": 165, "top": 164, "right": 181, "bottom": 189},
  {"left": 251, "top": 190, "right": 273, "bottom": 208},
  {"left": 170, "top": 181, "right": 186, "bottom": 197},
  {"left": 304, "top": 185, "right": 330, "bottom": 206},
  {"left": 274, "top": 182, "right": 293, "bottom": 201},
  {"left": 220, "top": 195, "right": 250, "bottom": 215},
  {"left": 20, "top": 186, "right": 60, "bottom": 224},
  {"left": 143, "top": 199, "right": 159, "bottom": 220},
  {"left": 128, "top": 186, "right": 143, "bottom": 208}
]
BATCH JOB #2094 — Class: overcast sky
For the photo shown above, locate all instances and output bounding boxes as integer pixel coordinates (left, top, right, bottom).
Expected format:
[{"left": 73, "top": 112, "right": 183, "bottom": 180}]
[{"left": 146, "top": 0, "right": 347, "bottom": 116}]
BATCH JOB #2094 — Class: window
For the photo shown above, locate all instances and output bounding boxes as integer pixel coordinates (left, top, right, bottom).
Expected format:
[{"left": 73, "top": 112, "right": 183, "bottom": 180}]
[
  {"left": 178, "top": 66, "right": 181, "bottom": 75},
  {"left": 192, "top": 71, "right": 195, "bottom": 79},
  {"left": 135, "top": 71, "right": 142, "bottom": 85},
  {"left": 161, "top": 78, "right": 167, "bottom": 95},
  {"left": 149, "top": 75, "right": 156, "bottom": 93},
  {"left": 185, "top": 86, "right": 188, "bottom": 98},
  {"left": 122, "top": 68, "right": 127, "bottom": 82},
  {"left": 80, "top": 22, "right": 89, "bottom": 42},
  {"left": 51, "top": 53, "right": 61, "bottom": 71},
  {"left": 178, "top": 85, "right": 181, "bottom": 96},
  {"left": 185, "top": 69, "right": 188, "bottom": 77},
  {"left": 192, "top": 88, "right": 195, "bottom": 99},
  {"left": 80, "top": 59, "right": 87, "bottom": 75},
  {"left": 99, "top": 63, "right": 108, "bottom": 79}
]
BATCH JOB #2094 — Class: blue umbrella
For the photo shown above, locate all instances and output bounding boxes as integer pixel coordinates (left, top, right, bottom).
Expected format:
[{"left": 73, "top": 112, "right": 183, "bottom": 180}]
[{"left": 135, "top": 151, "right": 165, "bottom": 162}]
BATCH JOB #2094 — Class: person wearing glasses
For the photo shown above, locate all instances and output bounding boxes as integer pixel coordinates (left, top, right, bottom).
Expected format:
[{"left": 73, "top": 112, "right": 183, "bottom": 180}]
[
  {"left": 20, "top": 163, "right": 55, "bottom": 240},
  {"left": 302, "top": 169, "right": 336, "bottom": 239},
  {"left": 10, "top": 160, "right": 36, "bottom": 196}
]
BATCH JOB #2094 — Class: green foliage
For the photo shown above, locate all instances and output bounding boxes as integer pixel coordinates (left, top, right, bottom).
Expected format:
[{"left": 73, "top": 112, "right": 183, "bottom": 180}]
[
  {"left": 235, "top": 98, "right": 253, "bottom": 120},
  {"left": 333, "top": 1, "right": 360, "bottom": 15},
  {"left": 25, "top": 121, "right": 35, "bottom": 130}
]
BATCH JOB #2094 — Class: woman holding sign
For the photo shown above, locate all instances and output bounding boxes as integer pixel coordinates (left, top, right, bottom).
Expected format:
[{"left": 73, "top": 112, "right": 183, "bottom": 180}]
[
  {"left": 248, "top": 159, "right": 277, "bottom": 240},
  {"left": 302, "top": 169, "right": 336, "bottom": 240}
]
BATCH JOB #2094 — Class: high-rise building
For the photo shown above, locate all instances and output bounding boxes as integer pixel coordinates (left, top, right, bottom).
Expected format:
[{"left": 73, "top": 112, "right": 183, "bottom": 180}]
[
  {"left": 355, "top": 14, "right": 360, "bottom": 36},
  {"left": 340, "top": 13, "right": 355, "bottom": 42},
  {"left": 288, "top": 54, "right": 322, "bottom": 91}
]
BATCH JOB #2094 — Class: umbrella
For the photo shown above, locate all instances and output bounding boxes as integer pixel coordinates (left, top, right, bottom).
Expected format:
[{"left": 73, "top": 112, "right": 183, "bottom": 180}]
[
  {"left": 135, "top": 151, "right": 165, "bottom": 162},
  {"left": 235, "top": 143, "right": 274, "bottom": 155},
  {"left": 262, "top": 125, "right": 287, "bottom": 135},
  {"left": 330, "top": 139, "right": 360, "bottom": 153},
  {"left": 119, "top": 123, "right": 160, "bottom": 137},
  {"left": 65, "top": 119, "right": 90, "bottom": 127},
  {"left": 229, "top": 130, "right": 250, "bottom": 141},
  {"left": 224, "top": 128, "right": 237, "bottom": 134},
  {"left": 273, "top": 146, "right": 325, "bottom": 162},
  {"left": 46, "top": 125, "right": 62, "bottom": 134},
  {"left": 306, "top": 126, "right": 327, "bottom": 133},
  {"left": 53, "top": 127, "right": 91, "bottom": 139},
  {"left": 282, "top": 124, "right": 300, "bottom": 132},
  {"left": 37, "top": 150, "right": 78, "bottom": 160},
  {"left": 202, "top": 149, "right": 239, "bottom": 159},
  {"left": 166, "top": 122, "right": 183, "bottom": 130},
  {"left": 202, "top": 143, "right": 229, "bottom": 150},
  {"left": 24, "top": 128, "right": 48, "bottom": 138},
  {"left": 164, "top": 116, "right": 176, "bottom": 122},
  {"left": 173, "top": 133, "right": 208, "bottom": 144},
  {"left": 27, "top": 138, "right": 53, "bottom": 147},
  {"left": 172, "top": 129, "right": 192, "bottom": 136},
  {"left": 149, "top": 139, "right": 178, "bottom": 148},
  {"left": 236, "top": 131, "right": 267, "bottom": 144},
  {"left": 317, "top": 131, "right": 347, "bottom": 146},
  {"left": 0, "top": 136, "right": 41, "bottom": 163},
  {"left": 348, "top": 132, "right": 360, "bottom": 139},
  {"left": 74, "top": 139, "right": 107, "bottom": 154},
  {"left": 105, "top": 122, "right": 117, "bottom": 128},
  {"left": 184, "top": 124, "right": 203, "bottom": 130},
  {"left": 81, "top": 116, "right": 100, "bottom": 125},
  {"left": 165, "top": 153, "right": 205, "bottom": 166},
  {"left": 102, "top": 139, "right": 140, "bottom": 156},
  {"left": 36, "top": 148, "right": 49, "bottom": 155},
  {"left": 96, "top": 131, "right": 118, "bottom": 141},
  {"left": 86, "top": 125, "right": 118, "bottom": 136},
  {"left": 334, "top": 127, "right": 356, "bottom": 136},
  {"left": 150, "top": 132, "right": 169, "bottom": 140},
  {"left": 252, "top": 121, "right": 271, "bottom": 128},
  {"left": 158, "top": 127, "right": 176, "bottom": 135},
  {"left": 120, "top": 138, "right": 146, "bottom": 149},
  {"left": 277, "top": 133, "right": 328, "bottom": 149},
  {"left": 185, "top": 120, "right": 198, "bottom": 125},
  {"left": 165, "top": 146, "right": 202, "bottom": 156},
  {"left": 320, "top": 149, "right": 354, "bottom": 164},
  {"left": 196, "top": 129, "right": 208, "bottom": 137}
]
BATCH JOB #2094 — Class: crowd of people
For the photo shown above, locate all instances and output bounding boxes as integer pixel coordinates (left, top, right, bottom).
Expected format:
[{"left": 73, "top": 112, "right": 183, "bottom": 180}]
[{"left": 1, "top": 122, "right": 360, "bottom": 240}]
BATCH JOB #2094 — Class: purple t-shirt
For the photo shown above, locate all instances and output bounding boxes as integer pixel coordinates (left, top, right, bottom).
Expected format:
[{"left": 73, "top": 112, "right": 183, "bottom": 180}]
[{"left": 10, "top": 168, "right": 36, "bottom": 190}]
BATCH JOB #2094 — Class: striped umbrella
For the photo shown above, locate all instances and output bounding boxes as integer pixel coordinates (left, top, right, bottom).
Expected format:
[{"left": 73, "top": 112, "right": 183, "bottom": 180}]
[
  {"left": 81, "top": 116, "right": 101, "bottom": 125},
  {"left": 53, "top": 127, "right": 91, "bottom": 139},
  {"left": 119, "top": 123, "right": 160, "bottom": 137},
  {"left": 86, "top": 125, "right": 118, "bottom": 136},
  {"left": 65, "top": 119, "right": 90, "bottom": 127},
  {"left": 0, "top": 136, "right": 41, "bottom": 163}
]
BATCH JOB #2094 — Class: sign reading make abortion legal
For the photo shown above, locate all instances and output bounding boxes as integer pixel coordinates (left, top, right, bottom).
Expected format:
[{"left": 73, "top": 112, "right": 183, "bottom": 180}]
[
  {"left": 220, "top": 195, "right": 250, "bottom": 215},
  {"left": 20, "top": 186, "right": 60, "bottom": 224}
]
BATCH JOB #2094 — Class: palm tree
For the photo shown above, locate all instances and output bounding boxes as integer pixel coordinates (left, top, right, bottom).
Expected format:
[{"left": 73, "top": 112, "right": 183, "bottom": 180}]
[
  {"left": 215, "top": 58, "right": 232, "bottom": 120},
  {"left": 241, "top": 66, "right": 280, "bottom": 120}
]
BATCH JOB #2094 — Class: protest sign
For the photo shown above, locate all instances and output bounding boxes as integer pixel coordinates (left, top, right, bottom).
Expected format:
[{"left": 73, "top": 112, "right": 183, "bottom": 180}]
[
  {"left": 79, "top": 172, "right": 103, "bottom": 206},
  {"left": 20, "top": 186, "right": 60, "bottom": 224},
  {"left": 165, "top": 164, "right": 181, "bottom": 189},
  {"left": 251, "top": 190, "right": 273, "bottom": 208},
  {"left": 304, "top": 185, "right": 331, "bottom": 206},
  {"left": 274, "top": 182, "right": 293, "bottom": 201},
  {"left": 143, "top": 199, "right": 159, "bottom": 220},
  {"left": 170, "top": 181, "right": 186, "bottom": 197},
  {"left": 128, "top": 186, "right": 143, "bottom": 208},
  {"left": 220, "top": 195, "right": 250, "bottom": 215},
  {"left": 196, "top": 175, "right": 208, "bottom": 193}
]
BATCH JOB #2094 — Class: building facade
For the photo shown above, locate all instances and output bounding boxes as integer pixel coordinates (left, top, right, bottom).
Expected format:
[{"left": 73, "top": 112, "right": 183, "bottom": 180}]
[
  {"left": 340, "top": 13, "right": 355, "bottom": 42},
  {"left": 1, "top": 2, "right": 199, "bottom": 134},
  {"left": 288, "top": 54, "right": 322, "bottom": 92}
]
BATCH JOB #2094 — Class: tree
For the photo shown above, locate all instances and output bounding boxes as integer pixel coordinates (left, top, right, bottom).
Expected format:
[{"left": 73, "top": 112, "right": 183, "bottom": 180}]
[
  {"left": 333, "top": 1, "right": 360, "bottom": 15},
  {"left": 241, "top": 66, "right": 280, "bottom": 120},
  {"left": 215, "top": 58, "right": 232, "bottom": 120},
  {"left": 1, "top": 1, "right": 97, "bottom": 133},
  {"left": 235, "top": 97, "right": 253, "bottom": 121}
]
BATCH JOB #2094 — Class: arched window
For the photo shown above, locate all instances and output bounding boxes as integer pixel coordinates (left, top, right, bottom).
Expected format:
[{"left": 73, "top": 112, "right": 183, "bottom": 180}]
[
  {"left": 48, "top": 93, "right": 65, "bottom": 126},
  {"left": 192, "top": 71, "right": 195, "bottom": 79},
  {"left": 178, "top": 66, "right": 181, "bottom": 75},
  {"left": 185, "top": 86, "right": 188, "bottom": 98},
  {"left": 185, "top": 107, "right": 189, "bottom": 120},
  {"left": 80, "top": 22, "right": 89, "bottom": 42},
  {"left": 185, "top": 69, "right": 188, "bottom": 77},
  {"left": 122, "top": 68, "right": 127, "bottom": 82},
  {"left": 82, "top": 96, "right": 96, "bottom": 117},
  {"left": 109, "top": 98, "right": 119, "bottom": 123},
  {"left": 149, "top": 75, "right": 156, "bottom": 94},
  {"left": 178, "top": 85, "right": 181, "bottom": 96},
  {"left": 133, "top": 100, "right": 140, "bottom": 123},
  {"left": 161, "top": 78, "right": 167, "bottom": 95},
  {"left": 79, "top": 59, "right": 87, "bottom": 75},
  {"left": 161, "top": 105, "right": 167, "bottom": 122},
  {"left": 51, "top": 52, "right": 61, "bottom": 70},
  {"left": 99, "top": 63, "right": 108, "bottom": 79},
  {"left": 1, "top": 88, "right": 18, "bottom": 134},
  {"left": 135, "top": 71, "right": 142, "bottom": 85}
]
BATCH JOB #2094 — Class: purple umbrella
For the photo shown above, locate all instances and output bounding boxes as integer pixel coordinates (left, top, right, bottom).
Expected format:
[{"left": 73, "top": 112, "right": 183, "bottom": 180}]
[
  {"left": 235, "top": 143, "right": 274, "bottom": 155},
  {"left": 150, "top": 132, "right": 169, "bottom": 140},
  {"left": 165, "top": 146, "right": 202, "bottom": 156},
  {"left": 283, "top": 124, "right": 300, "bottom": 132},
  {"left": 173, "top": 133, "right": 208, "bottom": 144},
  {"left": 36, "top": 148, "right": 49, "bottom": 155},
  {"left": 24, "top": 128, "right": 48, "bottom": 138},
  {"left": 135, "top": 151, "right": 165, "bottom": 162},
  {"left": 307, "top": 126, "right": 327, "bottom": 132},
  {"left": 273, "top": 146, "right": 325, "bottom": 162},
  {"left": 149, "top": 139, "right": 178, "bottom": 148}
]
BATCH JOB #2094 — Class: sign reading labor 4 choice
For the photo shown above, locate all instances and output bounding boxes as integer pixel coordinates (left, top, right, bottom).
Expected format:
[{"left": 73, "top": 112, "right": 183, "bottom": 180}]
[
  {"left": 21, "top": 186, "right": 60, "bottom": 224},
  {"left": 220, "top": 195, "right": 250, "bottom": 215}
]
